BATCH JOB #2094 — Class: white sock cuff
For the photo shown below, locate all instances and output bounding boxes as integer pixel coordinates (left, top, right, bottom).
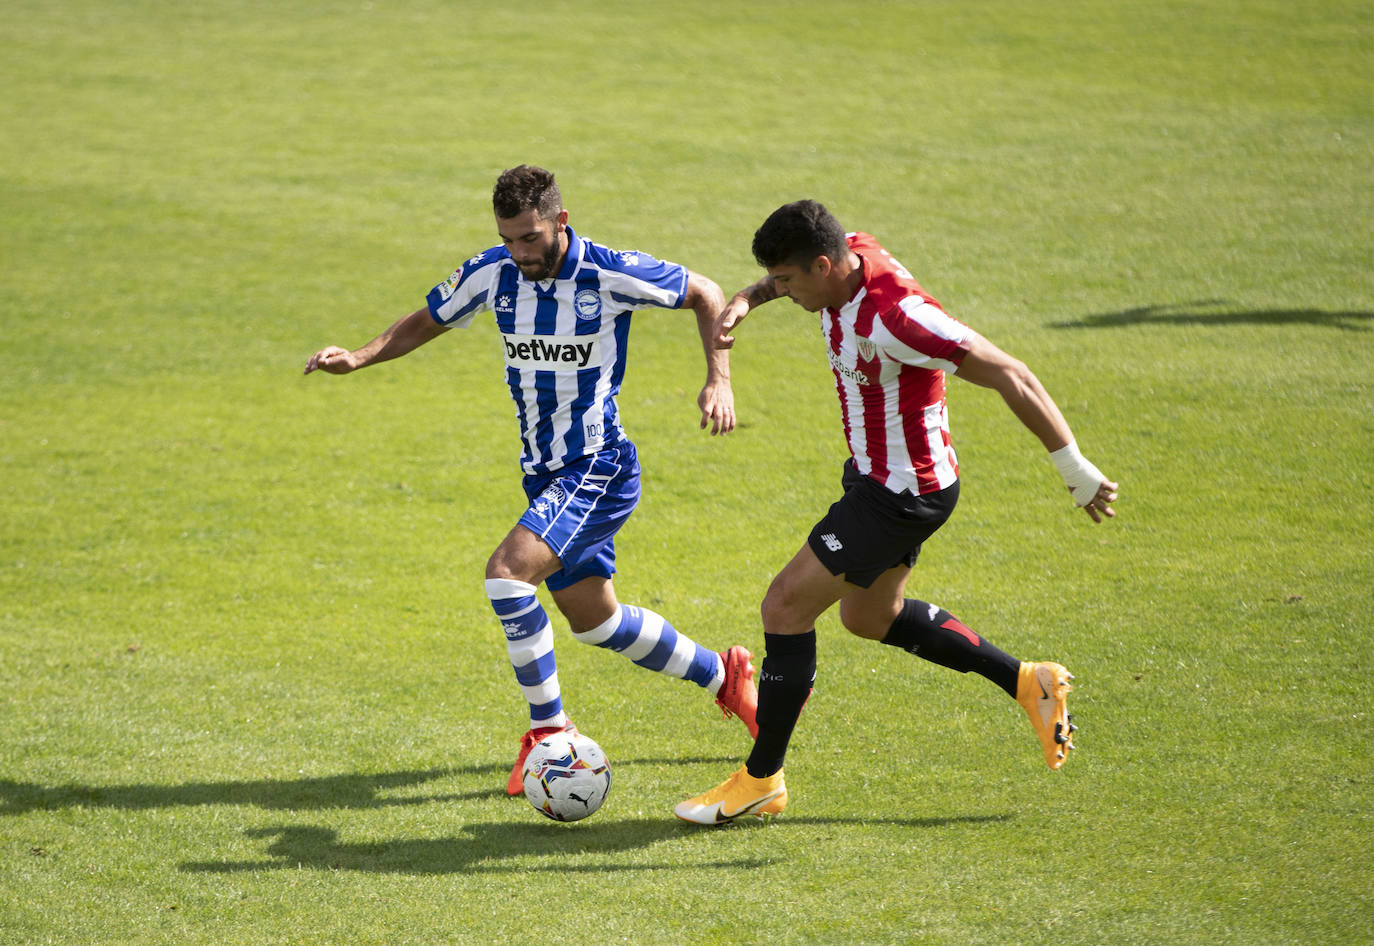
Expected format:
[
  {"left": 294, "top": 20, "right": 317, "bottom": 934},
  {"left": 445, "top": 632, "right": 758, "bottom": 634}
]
[
  {"left": 484, "top": 578, "right": 537, "bottom": 601},
  {"left": 707, "top": 658, "right": 726, "bottom": 695},
  {"left": 574, "top": 605, "right": 624, "bottom": 645}
]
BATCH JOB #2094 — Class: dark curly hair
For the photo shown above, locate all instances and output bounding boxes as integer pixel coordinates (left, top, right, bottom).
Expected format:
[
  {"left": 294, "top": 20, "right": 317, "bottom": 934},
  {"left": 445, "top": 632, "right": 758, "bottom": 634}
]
[{"left": 492, "top": 165, "right": 563, "bottom": 220}]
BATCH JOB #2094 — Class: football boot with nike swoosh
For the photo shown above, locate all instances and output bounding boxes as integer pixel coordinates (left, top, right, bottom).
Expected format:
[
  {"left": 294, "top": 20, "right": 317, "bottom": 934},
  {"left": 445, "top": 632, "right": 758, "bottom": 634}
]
[
  {"left": 1016, "top": 661, "right": 1076, "bottom": 769},
  {"left": 673, "top": 765, "right": 787, "bottom": 825}
]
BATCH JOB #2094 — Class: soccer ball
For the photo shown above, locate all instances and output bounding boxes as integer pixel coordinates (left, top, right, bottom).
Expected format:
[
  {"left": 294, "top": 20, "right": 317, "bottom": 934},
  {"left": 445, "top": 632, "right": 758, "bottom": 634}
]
[{"left": 521, "top": 731, "right": 612, "bottom": 822}]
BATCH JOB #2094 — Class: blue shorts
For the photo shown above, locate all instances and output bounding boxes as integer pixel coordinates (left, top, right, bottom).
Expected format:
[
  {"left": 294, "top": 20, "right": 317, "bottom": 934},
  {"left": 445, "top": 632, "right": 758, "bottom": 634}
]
[{"left": 518, "top": 439, "right": 641, "bottom": 591}]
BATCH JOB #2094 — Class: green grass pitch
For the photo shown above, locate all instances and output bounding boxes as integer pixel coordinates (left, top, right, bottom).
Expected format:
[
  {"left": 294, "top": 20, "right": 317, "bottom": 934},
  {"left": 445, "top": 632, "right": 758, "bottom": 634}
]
[{"left": 2, "top": 1, "right": 1371, "bottom": 943}]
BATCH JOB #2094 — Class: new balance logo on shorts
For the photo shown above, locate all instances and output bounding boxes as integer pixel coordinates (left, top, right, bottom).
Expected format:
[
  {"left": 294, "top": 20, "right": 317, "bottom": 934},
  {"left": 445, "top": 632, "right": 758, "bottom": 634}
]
[{"left": 820, "top": 533, "right": 843, "bottom": 552}]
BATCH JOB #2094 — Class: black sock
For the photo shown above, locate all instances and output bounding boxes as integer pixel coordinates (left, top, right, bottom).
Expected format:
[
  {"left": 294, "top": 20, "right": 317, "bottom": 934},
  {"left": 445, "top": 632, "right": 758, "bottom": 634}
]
[
  {"left": 881, "top": 599, "right": 1020, "bottom": 697},
  {"left": 745, "top": 630, "right": 817, "bottom": 778}
]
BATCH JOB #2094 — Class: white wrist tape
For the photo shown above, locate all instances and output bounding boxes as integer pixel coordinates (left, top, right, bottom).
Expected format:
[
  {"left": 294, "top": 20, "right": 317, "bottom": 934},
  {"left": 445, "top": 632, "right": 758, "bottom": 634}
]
[{"left": 1050, "top": 441, "right": 1105, "bottom": 506}]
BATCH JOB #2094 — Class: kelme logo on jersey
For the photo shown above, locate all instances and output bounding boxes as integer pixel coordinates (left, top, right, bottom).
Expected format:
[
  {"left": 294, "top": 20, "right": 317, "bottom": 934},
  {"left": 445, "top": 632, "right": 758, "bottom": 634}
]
[
  {"left": 574, "top": 288, "right": 602, "bottom": 321},
  {"left": 494, "top": 293, "right": 516, "bottom": 316},
  {"left": 502, "top": 333, "right": 600, "bottom": 372}
]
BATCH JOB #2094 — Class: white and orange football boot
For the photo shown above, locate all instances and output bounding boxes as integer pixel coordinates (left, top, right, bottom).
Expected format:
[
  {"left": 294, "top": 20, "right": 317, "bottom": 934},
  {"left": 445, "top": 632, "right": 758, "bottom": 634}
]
[
  {"left": 1016, "top": 661, "right": 1076, "bottom": 769},
  {"left": 674, "top": 765, "right": 787, "bottom": 825}
]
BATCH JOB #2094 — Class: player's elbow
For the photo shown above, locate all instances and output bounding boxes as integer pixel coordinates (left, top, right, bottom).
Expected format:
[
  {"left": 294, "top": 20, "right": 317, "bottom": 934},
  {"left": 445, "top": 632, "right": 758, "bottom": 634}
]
[
  {"left": 684, "top": 271, "right": 725, "bottom": 311},
  {"left": 1001, "top": 357, "right": 1038, "bottom": 396},
  {"left": 969, "top": 354, "right": 1036, "bottom": 399},
  {"left": 993, "top": 359, "right": 1058, "bottom": 424}
]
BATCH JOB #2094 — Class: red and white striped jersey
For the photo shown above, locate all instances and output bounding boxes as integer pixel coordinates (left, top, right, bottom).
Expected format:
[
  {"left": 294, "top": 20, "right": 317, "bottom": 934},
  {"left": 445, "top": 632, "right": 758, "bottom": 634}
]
[{"left": 820, "top": 232, "right": 971, "bottom": 495}]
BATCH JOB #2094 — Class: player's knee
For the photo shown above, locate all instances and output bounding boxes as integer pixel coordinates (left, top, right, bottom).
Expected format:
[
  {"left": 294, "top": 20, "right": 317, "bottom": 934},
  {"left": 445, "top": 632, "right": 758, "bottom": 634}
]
[
  {"left": 485, "top": 540, "right": 545, "bottom": 583},
  {"left": 484, "top": 552, "right": 513, "bottom": 581},
  {"left": 485, "top": 547, "right": 533, "bottom": 582},
  {"left": 759, "top": 576, "right": 787, "bottom": 630},
  {"left": 761, "top": 577, "right": 813, "bottom": 636}
]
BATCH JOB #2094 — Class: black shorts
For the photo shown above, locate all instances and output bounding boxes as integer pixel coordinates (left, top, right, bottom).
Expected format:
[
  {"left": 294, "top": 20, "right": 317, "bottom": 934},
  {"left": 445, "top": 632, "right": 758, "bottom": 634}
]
[{"left": 807, "top": 459, "right": 959, "bottom": 588}]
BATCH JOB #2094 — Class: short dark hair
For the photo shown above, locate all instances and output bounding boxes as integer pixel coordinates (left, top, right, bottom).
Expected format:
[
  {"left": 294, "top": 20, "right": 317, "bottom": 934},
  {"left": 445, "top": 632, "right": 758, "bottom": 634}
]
[
  {"left": 752, "top": 200, "right": 848, "bottom": 269},
  {"left": 492, "top": 165, "right": 562, "bottom": 220}
]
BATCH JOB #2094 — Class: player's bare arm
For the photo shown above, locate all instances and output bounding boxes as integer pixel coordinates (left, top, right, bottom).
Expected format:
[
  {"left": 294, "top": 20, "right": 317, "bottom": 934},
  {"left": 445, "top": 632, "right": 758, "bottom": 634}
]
[
  {"left": 304, "top": 307, "right": 450, "bottom": 375},
  {"left": 954, "top": 331, "right": 1119, "bottom": 522},
  {"left": 713, "top": 276, "right": 780, "bottom": 349},
  {"left": 683, "top": 270, "right": 736, "bottom": 436}
]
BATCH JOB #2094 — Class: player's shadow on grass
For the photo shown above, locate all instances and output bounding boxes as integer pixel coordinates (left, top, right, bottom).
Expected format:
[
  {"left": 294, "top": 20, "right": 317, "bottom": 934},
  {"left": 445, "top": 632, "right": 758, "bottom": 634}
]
[
  {"left": 180, "top": 813, "right": 1009, "bottom": 875},
  {"left": 1050, "top": 300, "right": 1374, "bottom": 332},
  {"left": 0, "top": 767, "right": 502, "bottom": 815},
  {"left": 0, "top": 756, "right": 741, "bottom": 816}
]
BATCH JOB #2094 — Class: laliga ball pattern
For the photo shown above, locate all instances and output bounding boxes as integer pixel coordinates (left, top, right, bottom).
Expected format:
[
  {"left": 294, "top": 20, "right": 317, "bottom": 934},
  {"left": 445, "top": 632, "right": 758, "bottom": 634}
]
[{"left": 522, "top": 732, "right": 612, "bottom": 822}]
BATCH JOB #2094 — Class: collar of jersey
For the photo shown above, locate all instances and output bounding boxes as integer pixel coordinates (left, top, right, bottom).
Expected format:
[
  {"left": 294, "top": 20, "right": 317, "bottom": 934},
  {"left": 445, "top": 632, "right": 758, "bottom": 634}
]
[{"left": 825, "top": 241, "right": 871, "bottom": 316}]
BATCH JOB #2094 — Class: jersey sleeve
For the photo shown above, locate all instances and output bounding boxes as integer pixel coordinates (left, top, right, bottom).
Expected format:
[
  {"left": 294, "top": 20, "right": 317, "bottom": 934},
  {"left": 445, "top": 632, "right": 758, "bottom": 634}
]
[
  {"left": 877, "top": 296, "right": 972, "bottom": 371},
  {"left": 426, "top": 249, "right": 503, "bottom": 328},
  {"left": 582, "top": 242, "right": 689, "bottom": 310}
]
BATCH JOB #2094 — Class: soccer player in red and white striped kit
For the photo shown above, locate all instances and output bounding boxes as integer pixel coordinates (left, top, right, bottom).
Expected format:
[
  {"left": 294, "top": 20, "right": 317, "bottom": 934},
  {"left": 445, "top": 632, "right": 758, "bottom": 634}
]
[{"left": 676, "top": 200, "right": 1118, "bottom": 824}]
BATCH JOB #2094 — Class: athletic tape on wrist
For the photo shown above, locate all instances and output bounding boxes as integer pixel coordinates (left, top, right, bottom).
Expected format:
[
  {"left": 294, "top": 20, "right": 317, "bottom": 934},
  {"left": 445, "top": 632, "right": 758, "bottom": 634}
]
[{"left": 1049, "top": 441, "right": 1105, "bottom": 506}]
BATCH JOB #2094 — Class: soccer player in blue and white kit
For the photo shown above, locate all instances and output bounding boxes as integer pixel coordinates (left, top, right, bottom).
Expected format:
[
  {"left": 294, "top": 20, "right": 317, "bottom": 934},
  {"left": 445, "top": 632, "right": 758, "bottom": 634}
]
[{"left": 305, "top": 166, "right": 759, "bottom": 795}]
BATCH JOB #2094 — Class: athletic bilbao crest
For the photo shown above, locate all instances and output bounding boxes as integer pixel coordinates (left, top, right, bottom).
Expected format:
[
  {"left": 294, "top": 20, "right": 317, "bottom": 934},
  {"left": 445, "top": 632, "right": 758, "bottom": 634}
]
[{"left": 857, "top": 338, "right": 877, "bottom": 362}]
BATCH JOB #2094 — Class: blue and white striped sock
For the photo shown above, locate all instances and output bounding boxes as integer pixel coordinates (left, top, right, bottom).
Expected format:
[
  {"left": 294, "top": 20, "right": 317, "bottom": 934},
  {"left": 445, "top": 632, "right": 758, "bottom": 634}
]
[
  {"left": 573, "top": 604, "right": 723, "bottom": 691},
  {"left": 485, "top": 578, "right": 568, "bottom": 730}
]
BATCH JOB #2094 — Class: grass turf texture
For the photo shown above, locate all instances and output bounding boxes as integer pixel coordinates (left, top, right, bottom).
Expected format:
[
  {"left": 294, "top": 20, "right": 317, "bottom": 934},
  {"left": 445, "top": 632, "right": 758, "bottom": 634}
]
[{"left": 2, "top": 0, "right": 1371, "bottom": 943}]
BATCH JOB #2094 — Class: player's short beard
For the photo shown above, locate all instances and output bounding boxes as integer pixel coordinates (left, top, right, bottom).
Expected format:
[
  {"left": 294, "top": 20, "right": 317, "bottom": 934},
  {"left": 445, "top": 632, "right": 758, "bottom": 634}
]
[{"left": 519, "top": 238, "right": 562, "bottom": 281}]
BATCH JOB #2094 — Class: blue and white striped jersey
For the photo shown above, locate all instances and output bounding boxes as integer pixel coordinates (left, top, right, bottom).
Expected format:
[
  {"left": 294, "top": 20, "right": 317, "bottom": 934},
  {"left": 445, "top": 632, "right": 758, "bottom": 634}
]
[{"left": 426, "top": 226, "right": 689, "bottom": 475}]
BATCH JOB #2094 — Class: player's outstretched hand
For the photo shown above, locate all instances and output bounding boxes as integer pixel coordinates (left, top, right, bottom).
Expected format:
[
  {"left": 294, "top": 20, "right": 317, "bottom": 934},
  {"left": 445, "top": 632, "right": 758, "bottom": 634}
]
[
  {"left": 1049, "top": 443, "right": 1117, "bottom": 523},
  {"left": 1079, "top": 479, "right": 1119, "bottom": 523},
  {"left": 698, "top": 379, "right": 736, "bottom": 436},
  {"left": 304, "top": 346, "right": 358, "bottom": 375},
  {"left": 713, "top": 297, "right": 750, "bottom": 349}
]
